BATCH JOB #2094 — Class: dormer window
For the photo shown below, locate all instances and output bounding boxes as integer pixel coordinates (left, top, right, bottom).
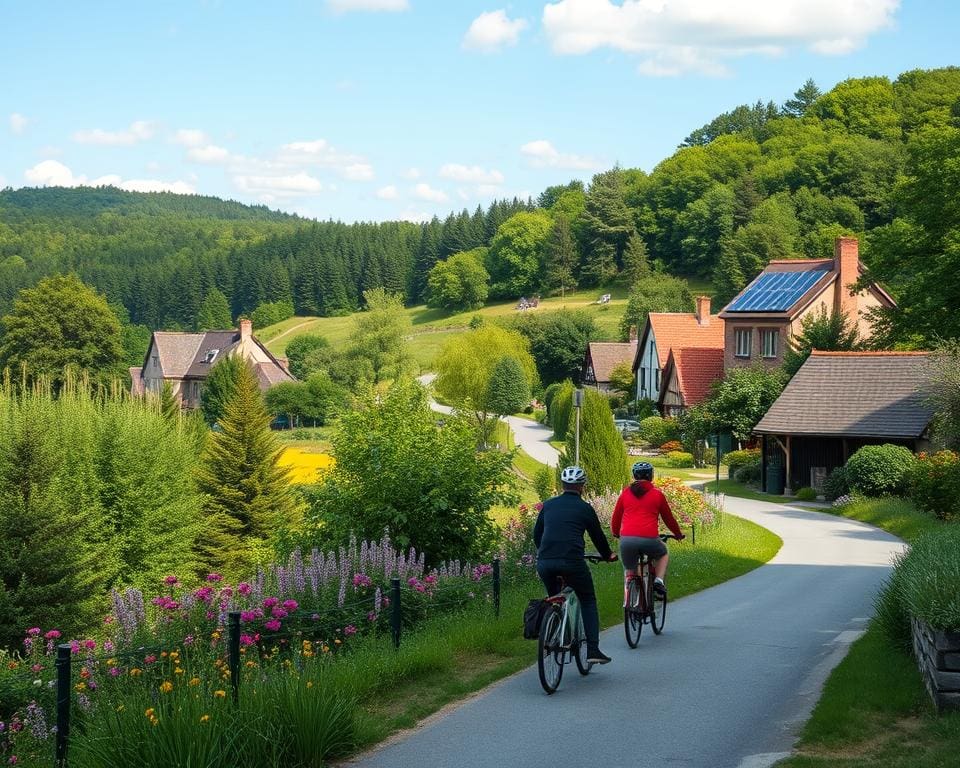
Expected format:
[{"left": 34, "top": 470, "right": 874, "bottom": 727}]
[{"left": 203, "top": 349, "right": 219, "bottom": 364}]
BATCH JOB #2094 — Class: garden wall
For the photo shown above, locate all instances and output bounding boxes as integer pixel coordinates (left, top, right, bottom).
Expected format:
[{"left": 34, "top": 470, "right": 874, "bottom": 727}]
[{"left": 911, "top": 617, "right": 960, "bottom": 711}]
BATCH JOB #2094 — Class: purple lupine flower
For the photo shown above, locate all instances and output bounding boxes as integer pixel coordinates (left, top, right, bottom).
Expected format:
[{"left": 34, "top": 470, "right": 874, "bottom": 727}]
[
  {"left": 337, "top": 576, "right": 347, "bottom": 608},
  {"left": 374, "top": 586, "right": 382, "bottom": 613}
]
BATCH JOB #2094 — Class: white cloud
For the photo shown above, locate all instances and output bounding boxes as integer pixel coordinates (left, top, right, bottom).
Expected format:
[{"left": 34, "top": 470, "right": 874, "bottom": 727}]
[
  {"left": 188, "top": 144, "right": 231, "bottom": 164},
  {"left": 402, "top": 167, "right": 422, "bottom": 180},
  {"left": 326, "top": 0, "right": 409, "bottom": 12},
  {"left": 233, "top": 172, "right": 324, "bottom": 197},
  {"left": 397, "top": 208, "right": 431, "bottom": 223},
  {"left": 174, "top": 128, "right": 208, "bottom": 147},
  {"left": 25, "top": 160, "right": 193, "bottom": 193},
  {"left": 462, "top": 9, "right": 528, "bottom": 53},
  {"left": 520, "top": 139, "right": 599, "bottom": 170},
  {"left": 343, "top": 163, "right": 375, "bottom": 181},
  {"left": 9, "top": 113, "right": 28, "bottom": 134},
  {"left": 542, "top": 0, "right": 900, "bottom": 76},
  {"left": 278, "top": 139, "right": 366, "bottom": 170},
  {"left": 439, "top": 163, "right": 504, "bottom": 184},
  {"left": 146, "top": 160, "right": 162, "bottom": 172},
  {"left": 73, "top": 120, "right": 156, "bottom": 145},
  {"left": 413, "top": 183, "right": 448, "bottom": 203},
  {"left": 376, "top": 184, "right": 399, "bottom": 200},
  {"left": 25, "top": 160, "right": 84, "bottom": 186}
]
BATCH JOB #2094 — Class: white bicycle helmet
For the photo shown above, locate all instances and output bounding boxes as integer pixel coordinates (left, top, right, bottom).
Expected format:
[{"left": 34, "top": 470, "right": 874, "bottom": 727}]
[{"left": 560, "top": 465, "right": 587, "bottom": 485}]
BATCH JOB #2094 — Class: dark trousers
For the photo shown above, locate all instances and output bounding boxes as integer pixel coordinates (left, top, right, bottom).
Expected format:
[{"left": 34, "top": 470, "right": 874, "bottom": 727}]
[{"left": 537, "top": 559, "right": 601, "bottom": 653}]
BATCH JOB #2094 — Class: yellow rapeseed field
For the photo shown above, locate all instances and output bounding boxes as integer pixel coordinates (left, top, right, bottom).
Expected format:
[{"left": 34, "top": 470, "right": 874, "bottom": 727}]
[{"left": 277, "top": 447, "right": 334, "bottom": 484}]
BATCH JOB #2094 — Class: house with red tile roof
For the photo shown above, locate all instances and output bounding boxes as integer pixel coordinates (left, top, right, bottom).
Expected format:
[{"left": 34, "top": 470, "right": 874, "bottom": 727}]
[
  {"left": 658, "top": 347, "right": 726, "bottom": 417},
  {"left": 718, "top": 238, "right": 895, "bottom": 371},
  {"left": 130, "top": 318, "right": 294, "bottom": 409},
  {"left": 631, "top": 295, "right": 725, "bottom": 408}
]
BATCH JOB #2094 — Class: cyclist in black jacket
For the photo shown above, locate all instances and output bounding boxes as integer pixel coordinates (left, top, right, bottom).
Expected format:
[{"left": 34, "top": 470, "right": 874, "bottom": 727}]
[{"left": 533, "top": 466, "right": 618, "bottom": 664}]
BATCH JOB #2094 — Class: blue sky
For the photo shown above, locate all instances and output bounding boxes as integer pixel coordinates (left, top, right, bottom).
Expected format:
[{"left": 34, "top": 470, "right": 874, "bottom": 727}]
[{"left": 1, "top": 1, "right": 957, "bottom": 222}]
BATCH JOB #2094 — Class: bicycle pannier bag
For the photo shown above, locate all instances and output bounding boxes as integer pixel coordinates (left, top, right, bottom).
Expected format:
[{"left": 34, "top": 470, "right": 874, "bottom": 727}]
[{"left": 523, "top": 598, "right": 548, "bottom": 639}]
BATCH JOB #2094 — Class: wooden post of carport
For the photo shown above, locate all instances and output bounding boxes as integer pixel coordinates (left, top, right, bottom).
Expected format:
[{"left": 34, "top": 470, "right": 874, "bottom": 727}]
[
  {"left": 760, "top": 435, "right": 767, "bottom": 492},
  {"left": 785, "top": 434, "right": 792, "bottom": 493}
]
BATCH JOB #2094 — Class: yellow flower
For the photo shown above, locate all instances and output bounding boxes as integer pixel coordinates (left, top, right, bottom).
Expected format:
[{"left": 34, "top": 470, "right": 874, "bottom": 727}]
[
  {"left": 159, "top": 681, "right": 174, "bottom": 694},
  {"left": 116, "top": 705, "right": 125, "bottom": 713},
  {"left": 174, "top": 667, "right": 184, "bottom": 675},
  {"left": 107, "top": 658, "right": 118, "bottom": 666},
  {"left": 74, "top": 682, "right": 86, "bottom": 692},
  {"left": 200, "top": 714, "right": 210, "bottom": 723},
  {"left": 144, "top": 708, "right": 155, "bottom": 718},
  {"left": 322, "top": 645, "right": 330, "bottom": 653},
  {"left": 334, "top": 639, "right": 341, "bottom": 645},
  {"left": 211, "top": 631, "right": 221, "bottom": 640},
  {"left": 189, "top": 677, "right": 201, "bottom": 686},
  {"left": 245, "top": 661, "right": 256, "bottom": 668},
  {"left": 214, "top": 689, "right": 226, "bottom": 698},
  {"left": 161, "top": 651, "right": 168, "bottom": 659},
  {"left": 130, "top": 667, "right": 142, "bottom": 677},
  {"left": 306, "top": 681, "right": 314, "bottom": 689},
  {"left": 169, "top": 650, "right": 180, "bottom": 659}
]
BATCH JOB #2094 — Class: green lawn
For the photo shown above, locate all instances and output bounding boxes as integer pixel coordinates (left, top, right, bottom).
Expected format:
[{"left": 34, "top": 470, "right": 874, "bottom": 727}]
[
  {"left": 702, "top": 478, "right": 793, "bottom": 504},
  {"left": 776, "top": 496, "right": 960, "bottom": 767},
  {"left": 260, "top": 285, "right": 635, "bottom": 370},
  {"left": 346, "top": 512, "right": 780, "bottom": 754}
]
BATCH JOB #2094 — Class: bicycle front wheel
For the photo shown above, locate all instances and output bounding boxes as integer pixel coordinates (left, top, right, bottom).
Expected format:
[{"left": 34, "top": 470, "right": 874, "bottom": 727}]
[
  {"left": 624, "top": 579, "right": 642, "bottom": 648},
  {"left": 651, "top": 588, "right": 668, "bottom": 635},
  {"left": 574, "top": 618, "right": 593, "bottom": 676},
  {"left": 538, "top": 606, "right": 564, "bottom": 694}
]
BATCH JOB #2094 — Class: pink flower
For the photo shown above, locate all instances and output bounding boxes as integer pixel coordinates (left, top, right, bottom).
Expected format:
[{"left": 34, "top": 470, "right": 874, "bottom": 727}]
[
  {"left": 263, "top": 597, "right": 279, "bottom": 610},
  {"left": 103, "top": 615, "right": 114, "bottom": 624},
  {"left": 237, "top": 582, "right": 252, "bottom": 596},
  {"left": 83, "top": 639, "right": 96, "bottom": 651},
  {"left": 239, "top": 634, "right": 256, "bottom": 647},
  {"left": 163, "top": 575, "right": 179, "bottom": 586},
  {"left": 109, "top": 667, "right": 120, "bottom": 677},
  {"left": 103, "top": 640, "right": 114, "bottom": 652},
  {"left": 282, "top": 599, "right": 298, "bottom": 612},
  {"left": 424, "top": 574, "right": 437, "bottom": 584},
  {"left": 344, "top": 625, "right": 357, "bottom": 637},
  {"left": 183, "top": 635, "right": 195, "bottom": 646},
  {"left": 31, "top": 664, "right": 42, "bottom": 673},
  {"left": 9, "top": 755, "right": 18, "bottom": 764},
  {"left": 264, "top": 619, "right": 281, "bottom": 632},
  {"left": 207, "top": 573, "right": 223, "bottom": 583},
  {"left": 69, "top": 640, "right": 80, "bottom": 654},
  {"left": 353, "top": 573, "right": 372, "bottom": 588},
  {"left": 240, "top": 610, "right": 258, "bottom": 622},
  {"left": 44, "top": 630, "right": 61, "bottom": 640},
  {"left": 270, "top": 607, "right": 288, "bottom": 620},
  {"left": 311, "top": 613, "right": 320, "bottom": 621},
  {"left": 194, "top": 586, "right": 215, "bottom": 603},
  {"left": 26, "top": 628, "right": 41, "bottom": 637},
  {"left": 144, "top": 655, "right": 157, "bottom": 665},
  {"left": 367, "top": 611, "right": 377, "bottom": 622}
]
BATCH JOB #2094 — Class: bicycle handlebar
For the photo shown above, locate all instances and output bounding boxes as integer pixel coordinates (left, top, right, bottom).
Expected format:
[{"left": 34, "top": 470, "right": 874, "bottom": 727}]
[
  {"left": 584, "top": 553, "right": 617, "bottom": 563},
  {"left": 659, "top": 533, "right": 684, "bottom": 541}
]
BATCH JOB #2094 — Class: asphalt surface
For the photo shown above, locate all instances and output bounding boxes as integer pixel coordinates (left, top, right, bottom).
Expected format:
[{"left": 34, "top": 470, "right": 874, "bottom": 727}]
[{"left": 343, "top": 497, "right": 904, "bottom": 768}]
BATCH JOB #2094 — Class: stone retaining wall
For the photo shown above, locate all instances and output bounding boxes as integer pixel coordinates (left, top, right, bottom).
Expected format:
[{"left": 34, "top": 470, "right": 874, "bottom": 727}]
[{"left": 911, "top": 617, "right": 960, "bottom": 712}]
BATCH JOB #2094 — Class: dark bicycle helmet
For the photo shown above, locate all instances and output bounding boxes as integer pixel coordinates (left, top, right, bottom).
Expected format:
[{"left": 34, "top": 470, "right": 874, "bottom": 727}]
[{"left": 631, "top": 461, "right": 654, "bottom": 481}]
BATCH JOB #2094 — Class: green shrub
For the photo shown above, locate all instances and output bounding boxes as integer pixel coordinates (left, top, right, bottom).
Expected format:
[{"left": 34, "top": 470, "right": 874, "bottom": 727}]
[
  {"left": 631, "top": 398, "right": 658, "bottom": 420},
  {"left": 722, "top": 448, "right": 761, "bottom": 470},
  {"left": 845, "top": 444, "right": 916, "bottom": 497},
  {"left": 543, "top": 382, "right": 562, "bottom": 411},
  {"left": 549, "top": 381, "right": 574, "bottom": 441},
  {"left": 822, "top": 465, "right": 850, "bottom": 501},
  {"left": 557, "top": 389, "right": 627, "bottom": 495},
  {"left": 894, "top": 525, "right": 960, "bottom": 633},
  {"left": 703, "top": 448, "right": 717, "bottom": 467},
  {"left": 795, "top": 486, "right": 818, "bottom": 501},
  {"left": 907, "top": 450, "right": 960, "bottom": 521},
  {"left": 734, "top": 459, "right": 761, "bottom": 485},
  {"left": 534, "top": 466, "right": 555, "bottom": 501},
  {"left": 639, "top": 415, "right": 680, "bottom": 447},
  {"left": 666, "top": 450, "right": 695, "bottom": 468}
]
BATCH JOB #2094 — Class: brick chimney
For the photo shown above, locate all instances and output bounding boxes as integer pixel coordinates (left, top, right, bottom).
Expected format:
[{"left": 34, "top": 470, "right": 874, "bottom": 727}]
[
  {"left": 629, "top": 325, "right": 638, "bottom": 342},
  {"left": 239, "top": 318, "right": 253, "bottom": 341},
  {"left": 695, "top": 295, "right": 711, "bottom": 326},
  {"left": 834, "top": 237, "right": 860, "bottom": 320}
]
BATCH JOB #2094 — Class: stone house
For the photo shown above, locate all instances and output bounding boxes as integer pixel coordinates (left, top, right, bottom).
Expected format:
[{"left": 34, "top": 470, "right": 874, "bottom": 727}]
[
  {"left": 719, "top": 237, "right": 895, "bottom": 371},
  {"left": 130, "top": 319, "right": 294, "bottom": 408}
]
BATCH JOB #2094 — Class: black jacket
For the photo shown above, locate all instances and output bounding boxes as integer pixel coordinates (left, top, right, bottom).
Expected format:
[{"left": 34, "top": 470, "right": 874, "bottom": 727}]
[{"left": 533, "top": 491, "right": 613, "bottom": 562}]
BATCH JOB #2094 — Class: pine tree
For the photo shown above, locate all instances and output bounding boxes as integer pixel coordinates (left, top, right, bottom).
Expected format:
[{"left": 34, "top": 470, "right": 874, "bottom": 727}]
[
  {"left": 543, "top": 216, "right": 578, "bottom": 298},
  {"left": 782, "top": 78, "right": 822, "bottom": 117},
  {"left": 581, "top": 168, "right": 636, "bottom": 273},
  {"left": 196, "top": 288, "right": 233, "bottom": 330},
  {"left": 580, "top": 241, "right": 618, "bottom": 287},
  {"left": 620, "top": 233, "right": 651, "bottom": 286},
  {"left": 558, "top": 388, "right": 627, "bottom": 495},
  {"left": 195, "top": 360, "right": 297, "bottom": 575},
  {"left": 783, "top": 307, "right": 861, "bottom": 376},
  {"left": 159, "top": 380, "right": 180, "bottom": 420},
  {"left": 200, "top": 354, "right": 245, "bottom": 425}
]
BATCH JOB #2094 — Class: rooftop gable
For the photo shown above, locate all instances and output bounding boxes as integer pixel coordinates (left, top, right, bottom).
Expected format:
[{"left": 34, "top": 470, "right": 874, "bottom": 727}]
[
  {"left": 638, "top": 313, "right": 725, "bottom": 370},
  {"left": 586, "top": 341, "right": 637, "bottom": 383},
  {"left": 661, "top": 347, "right": 725, "bottom": 408}
]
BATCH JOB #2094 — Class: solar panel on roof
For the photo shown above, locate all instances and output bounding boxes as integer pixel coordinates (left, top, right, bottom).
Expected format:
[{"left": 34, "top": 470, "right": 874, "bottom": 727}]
[{"left": 726, "top": 268, "right": 828, "bottom": 312}]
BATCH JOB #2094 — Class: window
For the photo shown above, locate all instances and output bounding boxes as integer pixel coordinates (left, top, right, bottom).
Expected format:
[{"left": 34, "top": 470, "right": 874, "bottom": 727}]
[
  {"left": 640, "top": 368, "right": 646, "bottom": 391},
  {"left": 654, "top": 368, "right": 661, "bottom": 390},
  {"left": 192, "top": 381, "right": 200, "bottom": 401},
  {"left": 735, "top": 329, "right": 752, "bottom": 358},
  {"left": 203, "top": 349, "right": 219, "bottom": 364},
  {"left": 152, "top": 355, "right": 159, "bottom": 368},
  {"left": 762, "top": 329, "right": 779, "bottom": 358}
]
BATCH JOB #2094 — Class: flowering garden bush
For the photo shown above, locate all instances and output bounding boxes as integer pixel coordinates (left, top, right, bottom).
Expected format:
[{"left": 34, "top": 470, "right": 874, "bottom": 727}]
[
  {"left": 0, "top": 527, "right": 538, "bottom": 767},
  {"left": 588, "top": 477, "right": 718, "bottom": 532}
]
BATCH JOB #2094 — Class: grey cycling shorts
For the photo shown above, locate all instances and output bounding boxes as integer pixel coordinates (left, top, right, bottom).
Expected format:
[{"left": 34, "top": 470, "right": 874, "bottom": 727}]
[{"left": 619, "top": 536, "right": 667, "bottom": 571}]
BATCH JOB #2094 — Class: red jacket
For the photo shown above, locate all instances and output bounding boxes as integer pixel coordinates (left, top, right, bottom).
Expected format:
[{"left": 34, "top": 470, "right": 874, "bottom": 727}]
[{"left": 610, "top": 480, "right": 684, "bottom": 539}]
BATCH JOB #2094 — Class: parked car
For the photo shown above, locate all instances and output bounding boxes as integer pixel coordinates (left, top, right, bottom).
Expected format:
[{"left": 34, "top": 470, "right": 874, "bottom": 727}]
[{"left": 614, "top": 419, "right": 641, "bottom": 434}]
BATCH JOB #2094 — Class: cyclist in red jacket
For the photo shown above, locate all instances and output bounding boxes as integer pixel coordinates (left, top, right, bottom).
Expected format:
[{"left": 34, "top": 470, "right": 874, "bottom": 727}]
[{"left": 610, "top": 461, "right": 685, "bottom": 596}]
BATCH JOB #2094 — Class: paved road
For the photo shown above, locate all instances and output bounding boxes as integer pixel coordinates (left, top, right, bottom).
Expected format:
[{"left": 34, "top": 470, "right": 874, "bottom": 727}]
[
  {"left": 343, "top": 497, "right": 904, "bottom": 768},
  {"left": 418, "top": 374, "right": 560, "bottom": 467}
]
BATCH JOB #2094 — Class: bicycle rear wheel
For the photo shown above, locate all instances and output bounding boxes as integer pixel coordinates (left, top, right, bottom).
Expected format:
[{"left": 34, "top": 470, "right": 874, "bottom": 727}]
[
  {"left": 623, "top": 578, "right": 642, "bottom": 648},
  {"left": 651, "top": 586, "right": 667, "bottom": 635},
  {"left": 538, "top": 606, "right": 564, "bottom": 694}
]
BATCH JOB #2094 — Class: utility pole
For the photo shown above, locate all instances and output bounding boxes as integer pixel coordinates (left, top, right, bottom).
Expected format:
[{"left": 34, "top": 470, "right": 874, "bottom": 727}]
[{"left": 574, "top": 388, "right": 584, "bottom": 465}]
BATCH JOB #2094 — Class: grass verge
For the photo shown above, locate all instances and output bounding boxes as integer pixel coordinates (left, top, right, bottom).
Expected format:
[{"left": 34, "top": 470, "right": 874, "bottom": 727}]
[
  {"left": 776, "top": 496, "right": 960, "bottom": 767},
  {"left": 702, "top": 478, "right": 792, "bottom": 503},
  {"left": 346, "top": 513, "right": 780, "bottom": 755}
]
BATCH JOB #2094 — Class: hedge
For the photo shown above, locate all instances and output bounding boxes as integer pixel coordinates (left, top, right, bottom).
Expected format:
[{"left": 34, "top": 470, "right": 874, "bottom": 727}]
[{"left": 845, "top": 444, "right": 916, "bottom": 497}]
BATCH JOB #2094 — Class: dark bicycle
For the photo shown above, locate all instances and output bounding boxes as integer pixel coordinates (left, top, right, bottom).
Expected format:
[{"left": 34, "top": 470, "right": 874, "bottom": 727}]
[
  {"left": 537, "top": 554, "right": 606, "bottom": 694},
  {"left": 623, "top": 534, "right": 681, "bottom": 648}
]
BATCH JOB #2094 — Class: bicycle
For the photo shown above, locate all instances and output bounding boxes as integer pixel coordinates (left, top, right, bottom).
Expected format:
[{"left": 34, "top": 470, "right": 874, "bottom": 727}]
[
  {"left": 537, "top": 554, "right": 607, "bottom": 695},
  {"left": 623, "top": 534, "right": 681, "bottom": 648}
]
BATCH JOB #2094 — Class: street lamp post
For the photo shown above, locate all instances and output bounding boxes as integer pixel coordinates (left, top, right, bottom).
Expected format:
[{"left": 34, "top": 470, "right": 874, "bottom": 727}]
[{"left": 574, "top": 388, "right": 584, "bottom": 466}]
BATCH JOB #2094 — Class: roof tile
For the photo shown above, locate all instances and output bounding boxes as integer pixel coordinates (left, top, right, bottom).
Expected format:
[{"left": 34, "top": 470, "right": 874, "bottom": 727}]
[
  {"left": 587, "top": 341, "right": 637, "bottom": 383},
  {"left": 647, "top": 314, "right": 725, "bottom": 368}
]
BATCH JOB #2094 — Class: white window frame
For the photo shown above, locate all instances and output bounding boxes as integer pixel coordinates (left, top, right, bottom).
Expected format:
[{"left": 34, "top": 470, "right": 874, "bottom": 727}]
[
  {"left": 735, "top": 329, "right": 752, "bottom": 358},
  {"left": 761, "top": 329, "right": 779, "bottom": 359}
]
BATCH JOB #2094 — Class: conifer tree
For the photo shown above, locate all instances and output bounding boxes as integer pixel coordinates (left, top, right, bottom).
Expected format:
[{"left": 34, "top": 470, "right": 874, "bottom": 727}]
[
  {"left": 487, "top": 356, "right": 531, "bottom": 417},
  {"left": 195, "top": 360, "right": 296, "bottom": 575},
  {"left": 200, "top": 354, "right": 245, "bottom": 425},
  {"left": 196, "top": 288, "right": 233, "bottom": 330},
  {"left": 620, "top": 233, "right": 651, "bottom": 286},
  {"left": 782, "top": 78, "right": 822, "bottom": 117},
  {"left": 159, "top": 380, "right": 181, "bottom": 421},
  {"left": 543, "top": 216, "right": 578, "bottom": 298},
  {"left": 558, "top": 388, "right": 627, "bottom": 495}
]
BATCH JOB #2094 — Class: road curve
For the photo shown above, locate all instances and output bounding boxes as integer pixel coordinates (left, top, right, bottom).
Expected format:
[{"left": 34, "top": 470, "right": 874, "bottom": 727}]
[{"left": 342, "top": 497, "right": 904, "bottom": 768}]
